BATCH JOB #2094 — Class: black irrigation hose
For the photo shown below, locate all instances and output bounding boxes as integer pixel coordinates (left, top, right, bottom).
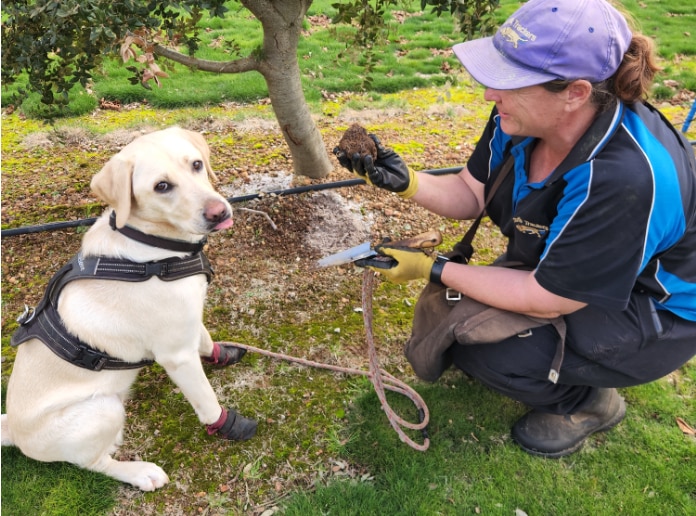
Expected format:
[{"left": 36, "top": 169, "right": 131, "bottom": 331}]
[{"left": 1, "top": 167, "right": 463, "bottom": 238}]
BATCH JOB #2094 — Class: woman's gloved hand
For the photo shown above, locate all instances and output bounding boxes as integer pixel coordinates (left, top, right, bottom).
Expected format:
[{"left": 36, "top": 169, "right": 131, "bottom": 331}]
[
  {"left": 372, "top": 243, "right": 436, "bottom": 283},
  {"left": 333, "top": 134, "right": 419, "bottom": 199}
]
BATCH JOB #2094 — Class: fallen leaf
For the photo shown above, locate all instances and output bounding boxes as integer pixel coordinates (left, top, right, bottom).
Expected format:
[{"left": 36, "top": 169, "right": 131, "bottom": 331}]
[{"left": 676, "top": 417, "right": 695, "bottom": 436}]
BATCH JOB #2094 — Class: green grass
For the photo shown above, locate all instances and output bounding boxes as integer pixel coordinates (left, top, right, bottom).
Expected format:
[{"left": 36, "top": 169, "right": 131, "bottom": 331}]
[
  {"left": 622, "top": 0, "right": 696, "bottom": 59},
  {"left": 2, "top": 0, "right": 460, "bottom": 116},
  {"left": 280, "top": 279, "right": 696, "bottom": 514},
  {"left": 0, "top": 384, "right": 120, "bottom": 516},
  {"left": 4, "top": 0, "right": 695, "bottom": 118},
  {"left": 1, "top": 448, "right": 120, "bottom": 516},
  {"left": 283, "top": 368, "right": 696, "bottom": 515}
]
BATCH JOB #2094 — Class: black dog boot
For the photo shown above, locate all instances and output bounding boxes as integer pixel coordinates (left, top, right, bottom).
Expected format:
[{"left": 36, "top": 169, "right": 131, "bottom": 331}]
[
  {"left": 207, "top": 408, "right": 258, "bottom": 441},
  {"left": 202, "top": 342, "right": 246, "bottom": 367},
  {"left": 511, "top": 388, "right": 626, "bottom": 458}
]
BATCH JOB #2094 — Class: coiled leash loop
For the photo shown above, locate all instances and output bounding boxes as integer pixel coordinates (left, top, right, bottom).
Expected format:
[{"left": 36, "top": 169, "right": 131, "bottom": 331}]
[{"left": 219, "top": 269, "right": 430, "bottom": 451}]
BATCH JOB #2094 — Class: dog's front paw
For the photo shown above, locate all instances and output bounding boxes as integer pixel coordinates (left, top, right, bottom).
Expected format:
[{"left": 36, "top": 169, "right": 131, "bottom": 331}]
[
  {"left": 130, "top": 462, "right": 170, "bottom": 491},
  {"left": 103, "top": 459, "right": 170, "bottom": 491},
  {"left": 202, "top": 342, "right": 247, "bottom": 367}
]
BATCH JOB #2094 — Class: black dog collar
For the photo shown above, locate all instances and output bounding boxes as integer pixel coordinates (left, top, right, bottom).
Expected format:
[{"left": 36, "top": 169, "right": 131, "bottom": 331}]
[{"left": 109, "top": 212, "right": 206, "bottom": 253}]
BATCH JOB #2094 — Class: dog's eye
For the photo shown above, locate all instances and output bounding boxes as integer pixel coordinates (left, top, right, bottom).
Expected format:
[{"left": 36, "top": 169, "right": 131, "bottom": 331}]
[
  {"left": 154, "top": 182, "right": 172, "bottom": 193},
  {"left": 192, "top": 160, "right": 204, "bottom": 172}
]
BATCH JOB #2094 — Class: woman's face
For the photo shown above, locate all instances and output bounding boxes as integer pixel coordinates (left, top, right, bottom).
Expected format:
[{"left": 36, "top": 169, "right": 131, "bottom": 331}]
[{"left": 483, "top": 85, "right": 567, "bottom": 138}]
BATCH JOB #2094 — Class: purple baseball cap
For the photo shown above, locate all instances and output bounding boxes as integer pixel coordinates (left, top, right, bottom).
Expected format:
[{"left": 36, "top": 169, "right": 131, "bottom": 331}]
[{"left": 452, "top": 0, "right": 632, "bottom": 89}]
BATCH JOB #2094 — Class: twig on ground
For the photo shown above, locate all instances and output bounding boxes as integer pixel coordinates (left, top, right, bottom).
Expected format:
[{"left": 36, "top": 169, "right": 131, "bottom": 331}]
[{"left": 237, "top": 207, "right": 278, "bottom": 231}]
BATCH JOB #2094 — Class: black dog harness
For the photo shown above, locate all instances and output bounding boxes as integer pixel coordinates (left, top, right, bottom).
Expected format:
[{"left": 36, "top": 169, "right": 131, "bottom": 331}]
[{"left": 11, "top": 213, "right": 214, "bottom": 371}]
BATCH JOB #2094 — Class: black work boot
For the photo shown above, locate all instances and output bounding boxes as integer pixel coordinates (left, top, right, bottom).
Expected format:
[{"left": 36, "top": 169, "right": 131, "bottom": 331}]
[{"left": 511, "top": 388, "right": 626, "bottom": 458}]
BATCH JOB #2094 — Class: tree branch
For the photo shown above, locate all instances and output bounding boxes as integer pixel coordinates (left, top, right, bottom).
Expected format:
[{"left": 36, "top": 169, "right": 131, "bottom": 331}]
[{"left": 153, "top": 44, "right": 261, "bottom": 74}]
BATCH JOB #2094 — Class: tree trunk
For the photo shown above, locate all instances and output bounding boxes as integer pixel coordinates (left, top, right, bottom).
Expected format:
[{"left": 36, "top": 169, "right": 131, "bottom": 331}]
[
  {"left": 242, "top": 0, "right": 333, "bottom": 179},
  {"left": 155, "top": 0, "right": 334, "bottom": 179}
]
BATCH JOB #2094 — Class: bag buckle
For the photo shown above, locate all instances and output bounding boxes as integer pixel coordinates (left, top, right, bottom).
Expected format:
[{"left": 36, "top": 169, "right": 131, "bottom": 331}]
[
  {"left": 547, "top": 369, "right": 559, "bottom": 384},
  {"left": 445, "top": 288, "right": 462, "bottom": 302}
]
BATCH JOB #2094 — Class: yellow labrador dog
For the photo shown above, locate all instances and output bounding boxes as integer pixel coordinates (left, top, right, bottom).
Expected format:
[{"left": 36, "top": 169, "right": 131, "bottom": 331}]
[{"left": 1, "top": 127, "right": 256, "bottom": 491}]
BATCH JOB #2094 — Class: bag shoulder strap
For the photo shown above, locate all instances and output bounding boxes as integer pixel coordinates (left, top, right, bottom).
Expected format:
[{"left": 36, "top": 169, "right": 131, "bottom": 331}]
[{"left": 452, "top": 152, "right": 516, "bottom": 260}]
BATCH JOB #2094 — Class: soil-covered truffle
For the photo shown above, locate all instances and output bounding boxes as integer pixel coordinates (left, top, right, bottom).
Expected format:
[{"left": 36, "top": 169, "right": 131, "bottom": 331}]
[{"left": 337, "top": 124, "right": 377, "bottom": 160}]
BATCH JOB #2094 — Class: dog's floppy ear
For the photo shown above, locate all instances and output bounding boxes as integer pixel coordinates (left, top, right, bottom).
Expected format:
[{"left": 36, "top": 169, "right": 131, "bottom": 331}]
[
  {"left": 185, "top": 129, "right": 218, "bottom": 182},
  {"left": 91, "top": 156, "right": 134, "bottom": 228}
]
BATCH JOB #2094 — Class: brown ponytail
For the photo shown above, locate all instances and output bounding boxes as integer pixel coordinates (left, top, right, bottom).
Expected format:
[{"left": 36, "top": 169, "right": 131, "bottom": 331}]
[
  {"left": 612, "top": 34, "right": 661, "bottom": 103},
  {"left": 586, "top": 34, "right": 661, "bottom": 112}
]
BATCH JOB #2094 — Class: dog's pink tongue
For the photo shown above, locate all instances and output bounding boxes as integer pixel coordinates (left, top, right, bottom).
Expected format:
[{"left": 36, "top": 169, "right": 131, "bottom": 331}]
[{"left": 215, "top": 218, "right": 233, "bottom": 230}]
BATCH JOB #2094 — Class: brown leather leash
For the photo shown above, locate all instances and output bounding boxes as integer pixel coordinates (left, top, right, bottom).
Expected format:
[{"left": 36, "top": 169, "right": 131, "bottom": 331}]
[{"left": 219, "top": 269, "right": 430, "bottom": 451}]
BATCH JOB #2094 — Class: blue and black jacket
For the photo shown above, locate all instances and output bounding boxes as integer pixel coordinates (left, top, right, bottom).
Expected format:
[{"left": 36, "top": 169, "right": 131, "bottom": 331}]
[{"left": 467, "top": 101, "right": 696, "bottom": 321}]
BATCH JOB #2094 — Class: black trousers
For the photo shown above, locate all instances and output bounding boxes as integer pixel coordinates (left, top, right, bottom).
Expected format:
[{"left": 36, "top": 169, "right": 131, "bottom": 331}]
[{"left": 449, "top": 293, "right": 696, "bottom": 415}]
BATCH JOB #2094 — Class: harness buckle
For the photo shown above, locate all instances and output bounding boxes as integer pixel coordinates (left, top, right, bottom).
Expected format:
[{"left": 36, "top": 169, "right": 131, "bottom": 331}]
[
  {"left": 17, "top": 304, "right": 36, "bottom": 325},
  {"left": 145, "top": 262, "right": 168, "bottom": 277},
  {"left": 73, "top": 345, "right": 109, "bottom": 371}
]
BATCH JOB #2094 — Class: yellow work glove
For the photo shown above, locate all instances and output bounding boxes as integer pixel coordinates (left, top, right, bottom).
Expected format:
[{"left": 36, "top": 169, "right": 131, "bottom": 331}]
[{"left": 372, "top": 244, "right": 447, "bottom": 284}]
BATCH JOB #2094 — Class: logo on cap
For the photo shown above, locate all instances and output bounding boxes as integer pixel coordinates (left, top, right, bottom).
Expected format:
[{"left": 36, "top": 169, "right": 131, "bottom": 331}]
[
  {"left": 500, "top": 19, "right": 537, "bottom": 49},
  {"left": 500, "top": 27, "right": 526, "bottom": 48}
]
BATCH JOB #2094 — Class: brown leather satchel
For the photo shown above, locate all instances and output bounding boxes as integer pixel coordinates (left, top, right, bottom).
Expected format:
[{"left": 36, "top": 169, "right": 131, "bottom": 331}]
[{"left": 403, "top": 156, "right": 566, "bottom": 383}]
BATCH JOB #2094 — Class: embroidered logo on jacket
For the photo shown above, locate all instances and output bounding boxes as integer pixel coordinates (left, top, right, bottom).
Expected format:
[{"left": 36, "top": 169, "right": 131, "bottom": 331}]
[{"left": 513, "top": 217, "right": 548, "bottom": 238}]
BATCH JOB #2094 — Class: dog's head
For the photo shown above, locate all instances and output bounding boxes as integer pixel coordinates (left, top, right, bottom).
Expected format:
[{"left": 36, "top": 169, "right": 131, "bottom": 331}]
[{"left": 91, "top": 127, "right": 233, "bottom": 238}]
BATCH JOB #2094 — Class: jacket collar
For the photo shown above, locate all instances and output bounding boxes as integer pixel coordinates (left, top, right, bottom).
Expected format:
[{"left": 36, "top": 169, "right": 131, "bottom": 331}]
[{"left": 545, "top": 100, "right": 625, "bottom": 184}]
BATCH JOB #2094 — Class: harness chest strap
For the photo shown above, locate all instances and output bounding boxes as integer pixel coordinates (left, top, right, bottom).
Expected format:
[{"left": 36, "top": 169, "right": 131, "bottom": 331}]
[
  {"left": 75, "top": 252, "right": 214, "bottom": 283},
  {"left": 11, "top": 251, "right": 214, "bottom": 371},
  {"left": 12, "top": 301, "right": 152, "bottom": 371}
]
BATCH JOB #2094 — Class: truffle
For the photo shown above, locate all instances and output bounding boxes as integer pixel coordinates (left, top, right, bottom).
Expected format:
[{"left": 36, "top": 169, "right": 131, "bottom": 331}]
[{"left": 337, "top": 124, "right": 377, "bottom": 160}]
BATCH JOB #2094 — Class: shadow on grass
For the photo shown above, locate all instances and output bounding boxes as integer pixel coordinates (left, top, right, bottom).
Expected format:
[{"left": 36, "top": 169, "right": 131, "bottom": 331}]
[
  {"left": 1, "top": 363, "right": 694, "bottom": 515},
  {"left": 1, "top": 381, "right": 120, "bottom": 516},
  {"left": 1, "top": 447, "right": 119, "bottom": 516},
  {"left": 282, "top": 367, "right": 696, "bottom": 515}
]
